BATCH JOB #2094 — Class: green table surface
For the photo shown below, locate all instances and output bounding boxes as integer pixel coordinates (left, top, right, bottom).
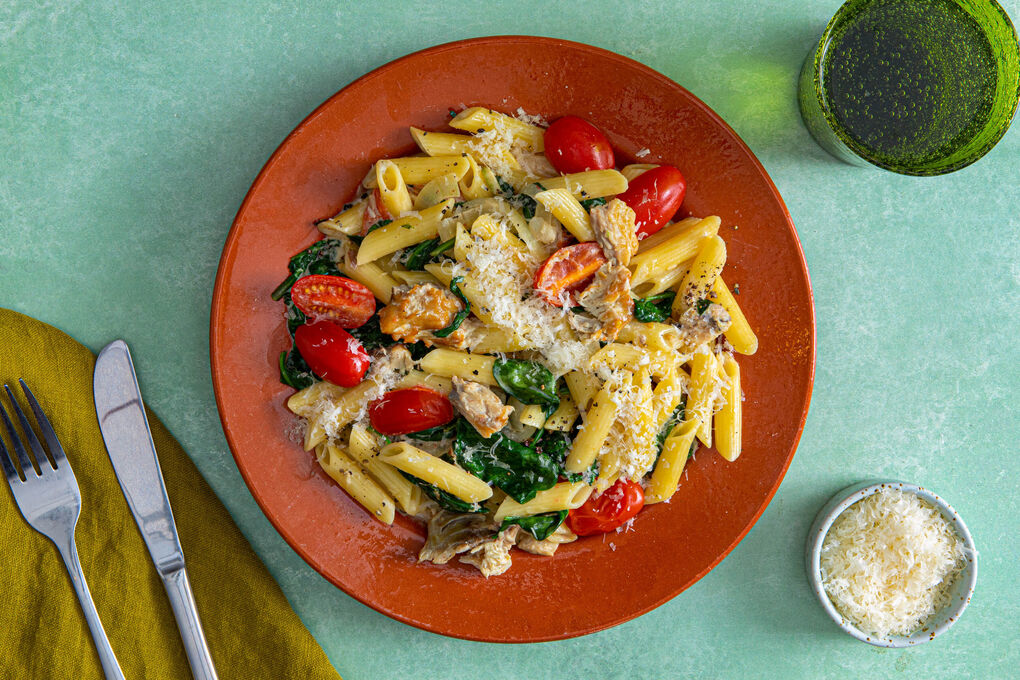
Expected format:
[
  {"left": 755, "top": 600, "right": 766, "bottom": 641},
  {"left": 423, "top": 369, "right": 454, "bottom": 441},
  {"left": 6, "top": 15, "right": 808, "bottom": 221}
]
[{"left": 3, "top": 1, "right": 1018, "bottom": 678}]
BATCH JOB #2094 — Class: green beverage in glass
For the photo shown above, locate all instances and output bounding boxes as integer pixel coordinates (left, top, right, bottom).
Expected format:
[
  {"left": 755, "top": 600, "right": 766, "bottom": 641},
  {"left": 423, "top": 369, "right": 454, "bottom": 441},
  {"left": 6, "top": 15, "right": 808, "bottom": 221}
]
[{"left": 799, "top": 0, "right": 1020, "bottom": 175}]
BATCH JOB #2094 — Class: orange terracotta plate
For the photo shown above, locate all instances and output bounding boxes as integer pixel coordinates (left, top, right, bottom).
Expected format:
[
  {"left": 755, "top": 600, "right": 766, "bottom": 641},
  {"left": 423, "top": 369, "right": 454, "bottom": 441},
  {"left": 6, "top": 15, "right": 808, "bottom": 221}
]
[{"left": 211, "top": 36, "right": 815, "bottom": 642}]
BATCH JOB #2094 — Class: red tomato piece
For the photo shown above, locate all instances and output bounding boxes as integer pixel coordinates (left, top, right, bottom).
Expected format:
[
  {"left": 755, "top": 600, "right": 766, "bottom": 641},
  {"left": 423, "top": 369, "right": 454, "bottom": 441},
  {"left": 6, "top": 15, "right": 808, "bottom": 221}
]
[
  {"left": 543, "top": 116, "right": 615, "bottom": 174},
  {"left": 294, "top": 321, "right": 370, "bottom": 387},
  {"left": 290, "top": 275, "right": 376, "bottom": 328},
  {"left": 617, "top": 165, "right": 687, "bottom": 239},
  {"left": 566, "top": 479, "right": 645, "bottom": 536},
  {"left": 361, "top": 188, "right": 391, "bottom": 233},
  {"left": 369, "top": 386, "right": 455, "bottom": 436},
  {"left": 533, "top": 242, "right": 607, "bottom": 306}
]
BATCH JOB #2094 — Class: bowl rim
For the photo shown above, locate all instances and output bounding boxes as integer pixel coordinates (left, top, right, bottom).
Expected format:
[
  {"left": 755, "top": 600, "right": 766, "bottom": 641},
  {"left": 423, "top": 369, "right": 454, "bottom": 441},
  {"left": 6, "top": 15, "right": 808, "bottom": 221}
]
[{"left": 805, "top": 480, "right": 978, "bottom": 647}]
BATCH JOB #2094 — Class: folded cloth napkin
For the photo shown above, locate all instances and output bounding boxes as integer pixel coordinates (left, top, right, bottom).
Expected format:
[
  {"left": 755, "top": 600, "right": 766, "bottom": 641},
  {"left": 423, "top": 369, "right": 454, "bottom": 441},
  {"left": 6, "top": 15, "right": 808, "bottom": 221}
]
[{"left": 0, "top": 309, "right": 341, "bottom": 679}]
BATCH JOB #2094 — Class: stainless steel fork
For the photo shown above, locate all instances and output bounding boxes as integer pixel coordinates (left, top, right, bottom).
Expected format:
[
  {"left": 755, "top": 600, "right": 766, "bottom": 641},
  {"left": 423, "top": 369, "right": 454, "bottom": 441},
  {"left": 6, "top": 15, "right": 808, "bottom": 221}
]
[{"left": 0, "top": 380, "right": 126, "bottom": 680}]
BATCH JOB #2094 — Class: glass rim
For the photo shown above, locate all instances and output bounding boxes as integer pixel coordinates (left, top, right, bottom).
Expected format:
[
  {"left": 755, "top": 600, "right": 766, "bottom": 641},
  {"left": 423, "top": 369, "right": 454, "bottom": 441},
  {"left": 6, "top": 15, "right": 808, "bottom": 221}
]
[{"left": 808, "top": 0, "right": 1020, "bottom": 176}]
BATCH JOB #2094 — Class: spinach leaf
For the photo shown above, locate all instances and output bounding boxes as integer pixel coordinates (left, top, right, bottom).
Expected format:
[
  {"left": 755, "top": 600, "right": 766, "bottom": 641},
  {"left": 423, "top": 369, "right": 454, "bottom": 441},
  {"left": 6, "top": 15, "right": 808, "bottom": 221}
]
[
  {"left": 432, "top": 277, "right": 470, "bottom": 338},
  {"left": 271, "top": 238, "right": 346, "bottom": 301},
  {"left": 278, "top": 348, "right": 315, "bottom": 390},
  {"left": 695, "top": 298, "right": 712, "bottom": 314},
  {"left": 579, "top": 196, "right": 607, "bottom": 212},
  {"left": 404, "top": 238, "right": 440, "bottom": 270},
  {"left": 346, "top": 314, "right": 392, "bottom": 350},
  {"left": 501, "top": 511, "right": 567, "bottom": 541},
  {"left": 453, "top": 419, "right": 558, "bottom": 504},
  {"left": 400, "top": 471, "right": 486, "bottom": 514},
  {"left": 430, "top": 237, "right": 455, "bottom": 257},
  {"left": 492, "top": 359, "right": 559, "bottom": 408},
  {"left": 495, "top": 176, "right": 538, "bottom": 219},
  {"left": 633, "top": 291, "right": 676, "bottom": 323}
]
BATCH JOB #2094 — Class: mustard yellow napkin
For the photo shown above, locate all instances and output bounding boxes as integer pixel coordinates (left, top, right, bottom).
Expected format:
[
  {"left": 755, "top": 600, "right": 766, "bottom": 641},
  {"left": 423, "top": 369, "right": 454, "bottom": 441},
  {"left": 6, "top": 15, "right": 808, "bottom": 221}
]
[{"left": 0, "top": 309, "right": 341, "bottom": 679}]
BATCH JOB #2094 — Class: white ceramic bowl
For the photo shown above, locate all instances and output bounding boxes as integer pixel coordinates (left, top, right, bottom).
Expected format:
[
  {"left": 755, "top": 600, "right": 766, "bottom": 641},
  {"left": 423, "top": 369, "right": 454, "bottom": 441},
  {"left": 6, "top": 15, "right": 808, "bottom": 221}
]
[{"left": 805, "top": 480, "right": 978, "bottom": 647}]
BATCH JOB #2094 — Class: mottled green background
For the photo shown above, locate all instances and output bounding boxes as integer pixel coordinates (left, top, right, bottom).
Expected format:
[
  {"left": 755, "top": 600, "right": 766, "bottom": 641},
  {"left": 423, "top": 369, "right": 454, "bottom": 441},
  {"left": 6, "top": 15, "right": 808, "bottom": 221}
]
[{"left": 2, "top": 1, "right": 1017, "bottom": 678}]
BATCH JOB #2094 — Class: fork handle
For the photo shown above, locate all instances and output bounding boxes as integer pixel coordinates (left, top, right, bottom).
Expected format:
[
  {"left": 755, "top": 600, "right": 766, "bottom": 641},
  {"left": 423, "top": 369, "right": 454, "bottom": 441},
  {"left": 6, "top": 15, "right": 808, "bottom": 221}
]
[
  {"left": 55, "top": 539, "right": 127, "bottom": 680},
  {"left": 162, "top": 566, "right": 219, "bottom": 680}
]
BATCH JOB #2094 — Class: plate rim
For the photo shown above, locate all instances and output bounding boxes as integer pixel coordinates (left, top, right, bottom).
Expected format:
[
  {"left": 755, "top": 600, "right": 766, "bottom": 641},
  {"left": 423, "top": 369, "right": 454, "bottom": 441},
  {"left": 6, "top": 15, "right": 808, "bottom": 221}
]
[{"left": 210, "top": 35, "right": 817, "bottom": 642}]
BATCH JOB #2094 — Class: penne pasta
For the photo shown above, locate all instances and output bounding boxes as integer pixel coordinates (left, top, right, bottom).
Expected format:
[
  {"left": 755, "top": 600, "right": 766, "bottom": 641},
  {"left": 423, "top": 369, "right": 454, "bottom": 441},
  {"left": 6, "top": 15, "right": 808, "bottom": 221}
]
[
  {"left": 317, "top": 443, "right": 396, "bottom": 524},
  {"left": 643, "top": 420, "right": 698, "bottom": 504},
  {"left": 365, "top": 156, "right": 470, "bottom": 188},
  {"left": 565, "top": 383, "right": 618, "bottom": 473},
  {"left": 356, "top": 199, "right": 455, "bottom": 265},
  {"left": 711, "top": 276, "right": 758, "bottom": 355},
  {"left": 379, "top": 442, "right": 493, "bottom": 503},
  {"left": 630, "top": 216, "right": 721, "bottom": 291},
  {"left": 348, "top": 425, "right": 426, "bottom": 515},
  {"left": 450, "top": 107, "right": 545, "bottom": 151},
  {"left": 714, "top": 354, "right": 742, "bottom": 461},
  {"left": 375, "top": 159, "right": 413, "bottom": 216},
  {"left": 534, "top": 188, "right": 594, "bottom": 242},
  {"left": 686, "top": 350, "right": 719, "bottom": 447},
  {"left": 537, "top": 169, "right": 628, "bottom": 199},
  {"left": 317, "top": 202, "right": 365, "bottom": 237},
  {"left": 673, "top": 234, "right": 727, "bottom": 315},
  {"left": 419, "top": 348, "right": 497, "bottom": 386},
  {"left": 620, "top": 163, "right": 658, "bottom": 181},
  {"left": 493, "top": 482, "right": 593, "bottom": 522}
]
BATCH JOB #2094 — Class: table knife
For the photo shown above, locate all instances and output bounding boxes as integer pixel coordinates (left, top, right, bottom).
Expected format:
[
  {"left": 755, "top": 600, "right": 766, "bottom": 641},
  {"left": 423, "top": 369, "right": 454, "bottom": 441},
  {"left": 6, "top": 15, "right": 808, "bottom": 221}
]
[{"left": 94, "top": 340, "right": 219, "bottom": 680}]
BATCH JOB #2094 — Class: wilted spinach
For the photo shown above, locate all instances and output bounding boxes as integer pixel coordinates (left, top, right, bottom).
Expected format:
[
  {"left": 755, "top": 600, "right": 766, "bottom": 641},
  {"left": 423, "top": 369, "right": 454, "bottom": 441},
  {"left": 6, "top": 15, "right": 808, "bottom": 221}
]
[
  {"left": 492, "top": 359, "right": 559, "bottom": 409},
  {"left": 579, "top": 196, "right": 607, "bottom": 212},
  {"left": 501, "top": 511, "right": 568, "bottom": 541},
  {"left": 278, "top": 347, "right": 315, "bottom": 390},
  {"left": 633, "top": 291, "right": 676, "bottom": 323},
  {"left": 495, "top": 176, "right": 539, "bottom": 219},
  {"left": 432, "top": 277, "right": 470, "bottom": 338},
  {"left": 453, "top": 419, "right": 558, "bottom": 504}
]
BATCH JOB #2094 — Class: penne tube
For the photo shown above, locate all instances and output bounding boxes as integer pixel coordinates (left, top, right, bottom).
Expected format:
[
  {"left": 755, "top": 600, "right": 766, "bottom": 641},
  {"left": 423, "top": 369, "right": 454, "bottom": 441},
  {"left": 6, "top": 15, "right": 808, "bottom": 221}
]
[
  {"left": 564, "top": 371, "right": 601, "bottom": 412},
  {"left": 565, "top": 383, "right": 618, "bottom": 473},
  {"left": 450, "top": 107, "right": 545, "bottom": 151},
  {"left": 493, "top": 482, "right": 594, "bottom": 522},
  {"left": 643, "top": 420, "right": 698, "bottom": 504},
  {"left": 317, "top": 443, "right": 396, "bottom": 524},
  {"left": 686, "top": 350, "right": 719, "bottom": 447},
  {"left": 339, "top": 259, "right": 398, "bottom": 303},
  {"left": 419, "top": 348, "right": 497, "bottom": 386},
  {"left": 364, "top": 156, "right": 470, "bottom": 188},
  {"left": 589, "top": 343, "right": 689, "bottom": 379},
  {"left": 348, "top": 425, "right": 425, "bottom": 515},
  {"left": 375, "top": 160, "right": 413, "bottom": 216},
  {"left": 537, "top": 169, "right": 628, "bottom": 199},
  {"left": 459, "top": 153, "right": 494, "bottom": 200},
  {"left": 410, "top": 127, "right": 474, "bottom": 156},
  {"left": 534, "top": 188, "right": 594, "bottom": 241},
  {"left": 616, "top": 320, "right": 684, "bottom": 352},
  {"left": 379, "top": 442, "right": 492, "bottom": 503},
  {"left": 390, "top": 270, "right": 442, "bottom": 287},
  {"left": 355, "top": 199, "right": 455, "bottom": 265},
  {"left": 630, "top": 216, "right": 721, "bottom": 291},
  {"left": 317, "top": 202, "right": 365, "bottom": 237},
  {"left": 714, "top": 354, "right": 742, "bottom": 461},
  {"left": 711, "top": 276, "right": 758, "bottom": 355},
  {"left": 673, "top": 234, "right": 726, "bottom": 315},
  {"left": 396, "top": 369, "right": 453, "bottom": 395},
  {"left": 286, "top": 381, "right": 346, "bottom": 417}
]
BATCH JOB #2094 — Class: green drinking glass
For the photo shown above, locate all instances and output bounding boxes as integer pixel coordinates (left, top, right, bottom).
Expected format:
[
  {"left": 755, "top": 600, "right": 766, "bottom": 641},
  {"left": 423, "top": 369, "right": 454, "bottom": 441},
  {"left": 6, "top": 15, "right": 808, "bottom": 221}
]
[{"left": 798, "top": 0, "right": 1020, "bottom": 175}]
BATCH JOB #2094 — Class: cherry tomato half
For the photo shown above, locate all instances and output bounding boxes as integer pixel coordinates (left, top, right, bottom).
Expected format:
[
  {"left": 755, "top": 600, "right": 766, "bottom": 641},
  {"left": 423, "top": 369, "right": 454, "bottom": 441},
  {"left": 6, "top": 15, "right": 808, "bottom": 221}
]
[
  {"left": 369, "top": 386, "right": 455, "bottom": 436},
  {"left": 533, "top": 242, "right": 607, "bottom": 306},
  {"left": 543, "top": 116, "right": 615, "bottom": 174},
  {"left": 566, "top": 479, "right": 645, "bottom": 536},
  {"left": 617, "top": 165, "right": 687, "bottom": 239},
  {"left": 294, "top": 321, "right": 370, "bottom": 387},
  {"left": 290, "top": 275, "right": 375, "bottom": 328}
]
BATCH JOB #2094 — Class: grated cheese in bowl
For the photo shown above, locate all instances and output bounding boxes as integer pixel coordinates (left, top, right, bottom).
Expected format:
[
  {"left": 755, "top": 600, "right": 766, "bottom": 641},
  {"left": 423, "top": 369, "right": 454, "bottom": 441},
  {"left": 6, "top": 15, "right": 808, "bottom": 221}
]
[{"left": 819, "top": 488, "right": 967, "bottom": 638}]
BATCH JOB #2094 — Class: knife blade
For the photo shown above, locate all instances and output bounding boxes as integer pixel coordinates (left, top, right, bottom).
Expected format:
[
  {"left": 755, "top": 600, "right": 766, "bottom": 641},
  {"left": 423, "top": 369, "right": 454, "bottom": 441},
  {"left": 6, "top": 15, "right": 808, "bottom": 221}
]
[{"left": 94, "top": 339, "right": 218, "bottom": 680}]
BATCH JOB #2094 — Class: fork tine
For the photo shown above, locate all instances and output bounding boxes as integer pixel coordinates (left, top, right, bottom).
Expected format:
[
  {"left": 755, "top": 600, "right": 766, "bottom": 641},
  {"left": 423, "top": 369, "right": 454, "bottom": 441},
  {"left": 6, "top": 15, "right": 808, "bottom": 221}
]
[
  {"left": 6, "top": 384, "right": 54, "bottom": 471},
  {"left": 0, "top": 388, "right": 38, "bottom": 476},
  {"left": 0, "top": 425, "right": 19, "bottom": 481},
  {"left": 18, "top": 380, "right": 62, "bottom": 469}
]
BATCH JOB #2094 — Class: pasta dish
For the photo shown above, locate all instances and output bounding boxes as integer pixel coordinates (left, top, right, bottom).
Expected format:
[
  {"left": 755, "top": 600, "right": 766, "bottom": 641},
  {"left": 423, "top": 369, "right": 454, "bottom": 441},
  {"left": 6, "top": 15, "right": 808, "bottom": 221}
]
[{"left": 272, "top": 107, "right": 757, "bottom": 576}]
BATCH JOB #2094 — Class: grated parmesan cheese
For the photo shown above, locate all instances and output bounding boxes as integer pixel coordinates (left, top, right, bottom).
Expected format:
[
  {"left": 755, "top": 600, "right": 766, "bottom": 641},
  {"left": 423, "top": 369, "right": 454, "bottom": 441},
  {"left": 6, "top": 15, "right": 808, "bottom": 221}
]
[
  {"left": 635, "top": 147, "right": 651, "bottom": 158},
  {"left": 820, "top": 489, "right": 967, "bottom": 637}
]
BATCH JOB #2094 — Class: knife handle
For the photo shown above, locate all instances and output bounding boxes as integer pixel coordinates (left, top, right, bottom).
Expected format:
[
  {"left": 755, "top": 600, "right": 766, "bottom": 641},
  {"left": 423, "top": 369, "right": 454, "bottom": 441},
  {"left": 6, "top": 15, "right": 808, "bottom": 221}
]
[{"left": 162, "top": 566, "right": 219, "bottom": 680}]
